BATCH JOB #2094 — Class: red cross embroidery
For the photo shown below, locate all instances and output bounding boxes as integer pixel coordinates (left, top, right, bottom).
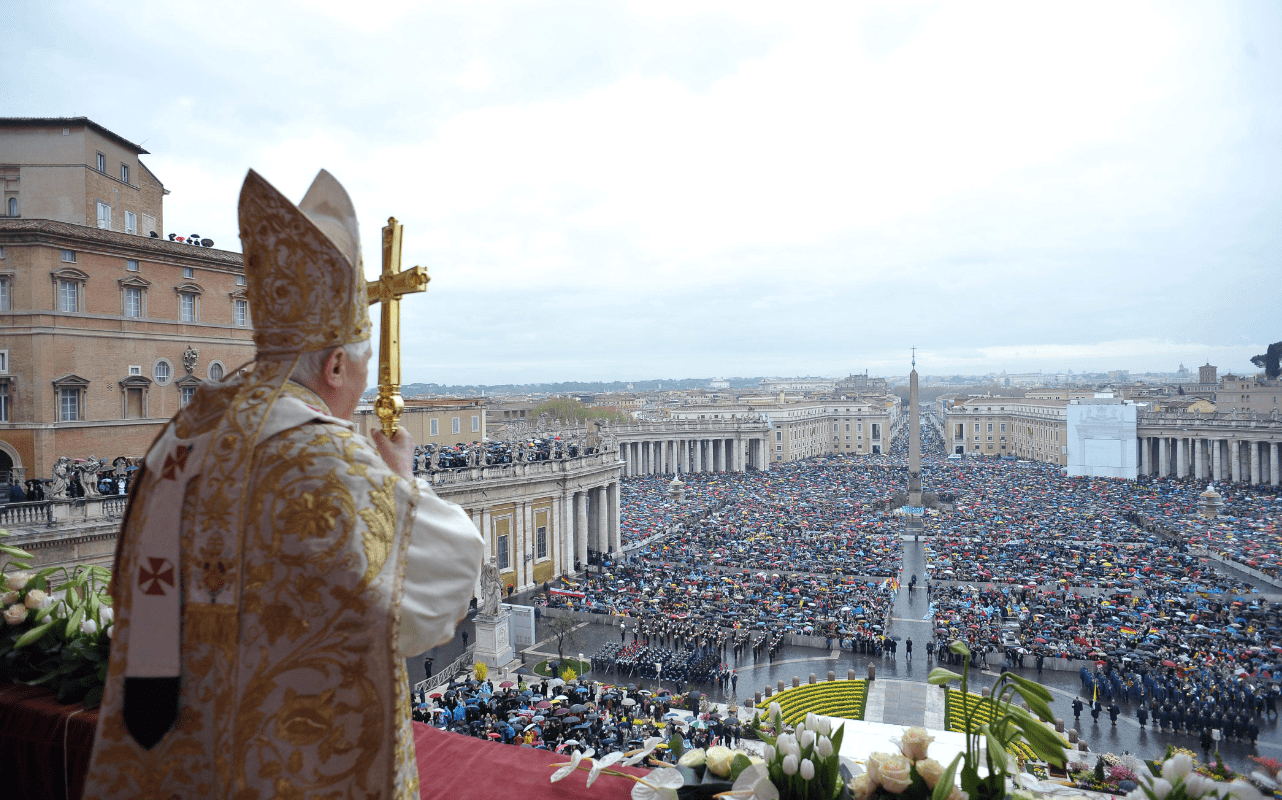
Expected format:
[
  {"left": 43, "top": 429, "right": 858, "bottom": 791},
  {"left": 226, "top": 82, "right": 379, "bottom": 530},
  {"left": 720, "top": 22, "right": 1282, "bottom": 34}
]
[
  {"left": 139, "top": 557, "right": 176, "bottom": 596},
  {"left": 160, "top": 445, "right": 190, "bottom": 481}
]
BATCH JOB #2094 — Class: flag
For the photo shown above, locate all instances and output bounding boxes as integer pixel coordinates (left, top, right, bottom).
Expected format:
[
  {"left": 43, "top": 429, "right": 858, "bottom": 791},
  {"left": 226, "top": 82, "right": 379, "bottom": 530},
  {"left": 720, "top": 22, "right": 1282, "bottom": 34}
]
[
  {"left": 1093, "top": 682, "right": 1098, "bottom": 704},
  {"left": 1120, "top": 626, "right": 1138, "bottom": 637}
]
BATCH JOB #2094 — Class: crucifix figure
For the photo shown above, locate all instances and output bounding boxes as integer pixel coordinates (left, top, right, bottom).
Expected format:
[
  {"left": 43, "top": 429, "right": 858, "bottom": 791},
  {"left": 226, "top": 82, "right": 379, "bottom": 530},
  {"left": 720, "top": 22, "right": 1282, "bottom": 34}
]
[{"left": 367, "top": 217, "right": 430, "bottom": 437}]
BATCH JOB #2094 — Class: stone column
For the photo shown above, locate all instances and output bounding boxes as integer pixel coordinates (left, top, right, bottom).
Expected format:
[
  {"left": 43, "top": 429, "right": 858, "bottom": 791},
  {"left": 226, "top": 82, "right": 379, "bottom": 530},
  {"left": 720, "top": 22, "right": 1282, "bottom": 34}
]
[
  {"left": 1139, "top": 437, "right": 1149, "bottom": 476},
  {"left": 659, "top": 439, "right": 668, "bottom": 474},
  {"left": 1271, "top": 442, "right": 1279, "bottom": 486},
  {"left": 1177, "top": 438, "right": 1188, "bottom": 478},
  {"left": 1211, "top": 439, "right": 1221, "bottom": 482},
  {"left": 712, "top": 439, "right": 722, "bottom": 472},
  {"left": 693, "top": 440, "right": 703, "bottom": 473},
  {"left": 1251, "top": 440, "right": 1261, "bottom": 485},
  {"left": 1158, "top": 438, "right": 1168, "bottom": 478},
  {"left": 1194, "top": 439, "right": 1205, "bottom": 481},
  {"left": 514, "top": 500, "right": 527, "bottom": 589},
  {"left": 596, "top": 486, "right": 609, "bottom": 557},
  {"left": 609, "top": 481, "right": 621, "bottom": 554},
  {"left": 1231, "top": 440, "right": 1241, "bottom": 483},
  {"left": 575, "top": 491, "right": 588, "bottom": 568}
]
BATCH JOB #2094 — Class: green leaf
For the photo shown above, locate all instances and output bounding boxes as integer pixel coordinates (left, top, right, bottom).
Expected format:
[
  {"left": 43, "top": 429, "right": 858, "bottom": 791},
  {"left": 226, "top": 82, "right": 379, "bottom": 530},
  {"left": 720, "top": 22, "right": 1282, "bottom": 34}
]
[
  {"left": 980, "top": 725, "right": 1007, "bottom": 774},
  {"left": 0, "top": 543, "right": 34, "bottom": 560},
  {"left": 1005, "top": 673, "right": 1053, "bottom": 703},
  {"left": 729, "top": 753, "right": 753, "bottom": 782},
  {"left": 927, "top": 668, "right": 962, "bottom": 686},
  {"left": 15, "top": 620, "right": 56, "bottom": 648},
  {"left": 82, "top": 684, "right": 104, "bottom": 709},
  {"left": 949, "top": 640, "right": 971, "bottom": 657},
  {"left": 64, "top": 606, "right": 84, "bottom": 638},
  {"left": 932, "top": 754, "right": 963, "bottom": 800},
  {"left": 669, "top": 732, "right": 684, "bottom": 762}
]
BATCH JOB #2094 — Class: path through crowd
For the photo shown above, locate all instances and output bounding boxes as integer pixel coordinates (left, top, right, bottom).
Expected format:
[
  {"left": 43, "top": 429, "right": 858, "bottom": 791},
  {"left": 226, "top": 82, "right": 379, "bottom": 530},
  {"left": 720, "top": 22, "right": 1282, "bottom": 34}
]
[{"left": 888, "top": 536, "right": 935, "bottom": 677}]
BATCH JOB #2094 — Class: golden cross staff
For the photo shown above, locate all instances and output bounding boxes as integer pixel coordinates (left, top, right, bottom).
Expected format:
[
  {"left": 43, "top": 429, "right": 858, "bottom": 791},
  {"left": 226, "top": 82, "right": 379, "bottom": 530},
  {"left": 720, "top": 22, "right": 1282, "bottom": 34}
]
[{"left": 367, "top": 217, "right": 430, "bottom": 437}]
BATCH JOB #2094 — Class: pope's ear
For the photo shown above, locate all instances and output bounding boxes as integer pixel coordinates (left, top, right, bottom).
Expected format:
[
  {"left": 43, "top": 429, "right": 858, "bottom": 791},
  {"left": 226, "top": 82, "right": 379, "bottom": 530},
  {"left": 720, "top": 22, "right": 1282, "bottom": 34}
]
[{"left": 323, "top": 347, "right": 347, "bottom": 388}]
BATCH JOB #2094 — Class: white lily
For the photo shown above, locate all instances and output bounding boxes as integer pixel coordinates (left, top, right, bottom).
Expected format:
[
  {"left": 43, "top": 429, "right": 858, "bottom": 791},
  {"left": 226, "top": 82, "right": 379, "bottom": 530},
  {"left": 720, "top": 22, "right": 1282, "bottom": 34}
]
[
  {"left": 587, "top": 751, "right": 624, "bottom": 788},
  {"left": 632, "top": 767, "right": 685, "bottom": 800},
  {"left": 548, "top": 748, "right": 592, "bottom": 784},
  {"left": 622, "top": 736, "right": 664, "bottom": 767}
]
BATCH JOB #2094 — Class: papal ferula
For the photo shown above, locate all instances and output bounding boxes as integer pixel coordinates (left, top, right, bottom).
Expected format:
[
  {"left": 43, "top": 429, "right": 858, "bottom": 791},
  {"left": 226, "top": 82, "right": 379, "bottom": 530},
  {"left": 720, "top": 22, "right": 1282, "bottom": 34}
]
[{"left": 84, "top": 169, "right": 485, "bottom": 800}]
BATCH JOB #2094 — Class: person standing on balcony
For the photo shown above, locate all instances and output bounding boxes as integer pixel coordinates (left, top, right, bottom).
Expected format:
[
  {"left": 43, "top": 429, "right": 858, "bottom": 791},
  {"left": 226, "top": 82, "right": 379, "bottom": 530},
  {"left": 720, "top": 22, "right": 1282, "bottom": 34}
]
[{"left": 83, "top": 169, "right": 484, "bottom": 800}]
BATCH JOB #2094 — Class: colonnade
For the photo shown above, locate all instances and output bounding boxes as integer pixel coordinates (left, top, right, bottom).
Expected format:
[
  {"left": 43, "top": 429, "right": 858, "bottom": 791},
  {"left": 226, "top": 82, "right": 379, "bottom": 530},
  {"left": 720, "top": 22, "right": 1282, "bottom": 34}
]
[
  {"left": 1138, "top": 435, "right": 1280, "bottom": 485},
  {"left": 619, "top": 436, "right": 766, "bottom": 477}
]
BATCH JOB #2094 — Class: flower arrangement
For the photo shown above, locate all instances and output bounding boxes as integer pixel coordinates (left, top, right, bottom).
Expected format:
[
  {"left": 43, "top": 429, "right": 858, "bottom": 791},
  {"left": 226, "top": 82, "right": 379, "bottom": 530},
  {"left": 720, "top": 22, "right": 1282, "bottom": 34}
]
[
  {"left": 724, "top": 703, "right": 847, "bottom": 800},
  {"left": 1, "top": 530, "right": 114, "bottom": 706},
  {"left": 474, "top": 661, "right": 488, "bottom": 681},
  {"left": 1123, "top": 751, "right": 1263, "bottom": 800},
  {"left": 926, "top": 641, "right": 1067, "bottom": 800}
]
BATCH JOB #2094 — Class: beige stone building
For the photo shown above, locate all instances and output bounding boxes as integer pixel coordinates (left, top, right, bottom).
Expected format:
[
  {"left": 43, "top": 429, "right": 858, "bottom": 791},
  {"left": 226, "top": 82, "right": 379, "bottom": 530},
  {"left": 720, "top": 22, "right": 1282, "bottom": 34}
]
[
  {"left": 354, "top": 398, "right": 486, "bottom": 446},
  {"left": 1216, "top": 373, "right": 1282, "bottom": 413},
  {"left": 0, "top": 117, "right": 253, "bottom": 484},
  {"left": 668, "top": 395, "right": 900, "bottom": 464},
  {"left": 945, "top": 398, "right": 1069, "bottom": 465}
]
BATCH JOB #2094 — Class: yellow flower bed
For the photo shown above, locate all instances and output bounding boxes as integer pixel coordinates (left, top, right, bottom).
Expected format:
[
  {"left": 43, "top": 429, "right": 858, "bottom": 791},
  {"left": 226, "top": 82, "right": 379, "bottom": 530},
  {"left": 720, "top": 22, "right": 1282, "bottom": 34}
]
[
  {"left": 769, "top": 680, "right": 868, "bottom": 725},
  {"left": 943, "top": 689, "right": 1065, "bottom": 762}
]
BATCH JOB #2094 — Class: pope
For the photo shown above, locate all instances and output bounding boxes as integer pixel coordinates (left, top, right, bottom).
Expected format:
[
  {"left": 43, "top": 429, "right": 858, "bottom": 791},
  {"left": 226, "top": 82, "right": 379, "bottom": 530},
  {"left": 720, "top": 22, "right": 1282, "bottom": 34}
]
[{"left": 83, "top": 169, "right": 485, "bottom": 800}]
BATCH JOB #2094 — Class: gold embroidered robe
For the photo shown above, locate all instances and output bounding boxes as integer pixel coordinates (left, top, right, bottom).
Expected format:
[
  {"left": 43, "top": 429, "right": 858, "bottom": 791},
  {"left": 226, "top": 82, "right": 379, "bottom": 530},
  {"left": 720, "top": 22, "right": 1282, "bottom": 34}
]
[{"left": 84, "top": 374, "right": 484, "bottom": 800}]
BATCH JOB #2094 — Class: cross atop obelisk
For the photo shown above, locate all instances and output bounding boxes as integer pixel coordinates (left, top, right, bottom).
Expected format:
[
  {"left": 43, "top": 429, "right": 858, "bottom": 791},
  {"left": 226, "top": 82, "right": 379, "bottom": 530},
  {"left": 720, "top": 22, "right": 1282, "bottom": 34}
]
[{"left": 367, "top": 217, "right": 430, "bottom": 437}]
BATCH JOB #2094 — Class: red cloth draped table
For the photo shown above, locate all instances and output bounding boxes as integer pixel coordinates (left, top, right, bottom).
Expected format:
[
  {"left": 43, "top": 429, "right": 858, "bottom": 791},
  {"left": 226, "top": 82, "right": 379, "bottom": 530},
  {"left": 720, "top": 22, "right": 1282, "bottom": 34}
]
[
  {"left": 0, "top": 682, "right": 98, "bottom": 800},
  {"left": 0, "top": 686, "right": 648, "bottom": 800}
]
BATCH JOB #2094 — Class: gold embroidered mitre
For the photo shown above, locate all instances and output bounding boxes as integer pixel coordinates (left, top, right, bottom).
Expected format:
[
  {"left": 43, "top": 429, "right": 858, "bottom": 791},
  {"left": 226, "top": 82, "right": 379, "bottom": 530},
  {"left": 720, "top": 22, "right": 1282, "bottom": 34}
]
[{"left": 238, "top": 169, "right": 372, "bottom": 356}]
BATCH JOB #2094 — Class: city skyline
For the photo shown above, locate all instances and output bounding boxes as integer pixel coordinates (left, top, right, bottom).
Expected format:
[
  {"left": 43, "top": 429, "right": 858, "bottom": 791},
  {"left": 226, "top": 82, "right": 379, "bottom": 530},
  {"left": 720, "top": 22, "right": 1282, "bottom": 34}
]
[{"left": 7, "top": 1, "right": 1280, "bottom": 384}]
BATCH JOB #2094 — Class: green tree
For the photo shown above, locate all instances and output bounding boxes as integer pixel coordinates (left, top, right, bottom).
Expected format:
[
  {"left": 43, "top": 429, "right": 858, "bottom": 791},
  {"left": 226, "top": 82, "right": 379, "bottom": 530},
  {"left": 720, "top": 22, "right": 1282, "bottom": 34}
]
[{"left": 532, "top": 398, "right": 634, "bottom": 425}]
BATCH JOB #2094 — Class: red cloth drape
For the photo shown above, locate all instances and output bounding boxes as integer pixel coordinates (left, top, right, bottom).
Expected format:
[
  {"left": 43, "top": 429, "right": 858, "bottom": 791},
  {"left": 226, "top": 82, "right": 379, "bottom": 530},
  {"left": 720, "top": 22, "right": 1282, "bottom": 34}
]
[
  {"left": 0, "top": 683, "right": 99, "bottom": 800},
  {"left": 413, "top": 722, "right": 648, "bottom": 800}
]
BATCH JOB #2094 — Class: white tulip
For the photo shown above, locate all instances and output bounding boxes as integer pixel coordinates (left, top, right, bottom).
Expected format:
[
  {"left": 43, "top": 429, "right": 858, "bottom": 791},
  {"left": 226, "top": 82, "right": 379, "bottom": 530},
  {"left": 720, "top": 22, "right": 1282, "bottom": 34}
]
[
  {"left": 1163, "top": 754, "right": 1193, "bottom": 782},
  {"left": 1150, "top": 778, "right": 1173, "bottom": 800},
  {"left": 99, "top": 606, "right": 114, "bottom": 625},
  {"left": 769, "top": 701, "right": 781, "bottom": 720},
  {"left": 813, "top": 716, "right": 830, "bottom": 736},
  {"left": 805, "top": 712, "right": 818, "bottom": 730},
  {"left": 1184, "top": 774, "right": 1214, "bottom": 798},
  {"left": 764, "top": 745, "right": 776, "bottom": 762},
  {"left": 80, "top": 619, "right": 98, "bottom": 635},
  {"left": 799, "top": 729, "right": 816, "bottom": 750},
  {"left": 800, "top": 758, "right": 815, "bottom": 781},
  {"left": 782, "top": 754, "right": 798, "bottom": 776},
  {"left": 816, "top": 736, "right": 833, "bottom": 759}
]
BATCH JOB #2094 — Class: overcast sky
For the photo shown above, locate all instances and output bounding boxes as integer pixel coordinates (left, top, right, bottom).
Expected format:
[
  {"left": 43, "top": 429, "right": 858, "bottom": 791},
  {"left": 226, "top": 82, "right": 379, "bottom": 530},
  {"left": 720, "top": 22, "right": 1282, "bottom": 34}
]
[{"left": 8, "top": 1, "right": 1280, "bottom": 383}]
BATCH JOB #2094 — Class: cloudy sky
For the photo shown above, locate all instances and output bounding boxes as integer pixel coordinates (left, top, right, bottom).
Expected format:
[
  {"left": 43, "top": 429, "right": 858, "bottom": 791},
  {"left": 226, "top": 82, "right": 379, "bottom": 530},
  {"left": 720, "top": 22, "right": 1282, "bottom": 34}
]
[{"left": 9, "top": 1, "right": 1280, "bottom": 383}]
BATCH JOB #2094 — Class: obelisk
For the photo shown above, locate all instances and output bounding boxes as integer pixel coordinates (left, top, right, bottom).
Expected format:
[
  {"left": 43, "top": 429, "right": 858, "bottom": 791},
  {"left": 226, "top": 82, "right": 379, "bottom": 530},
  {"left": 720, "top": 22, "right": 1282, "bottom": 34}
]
[{"left": 906, "top": 349, "right": 923, "bottom": 533}]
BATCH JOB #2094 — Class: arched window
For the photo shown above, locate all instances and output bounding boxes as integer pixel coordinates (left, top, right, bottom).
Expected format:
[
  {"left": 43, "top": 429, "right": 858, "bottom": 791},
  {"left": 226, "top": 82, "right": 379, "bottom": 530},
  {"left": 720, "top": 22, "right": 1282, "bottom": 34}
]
[{"left": 6, "top": 198, "right": 15, "bottom": 217}]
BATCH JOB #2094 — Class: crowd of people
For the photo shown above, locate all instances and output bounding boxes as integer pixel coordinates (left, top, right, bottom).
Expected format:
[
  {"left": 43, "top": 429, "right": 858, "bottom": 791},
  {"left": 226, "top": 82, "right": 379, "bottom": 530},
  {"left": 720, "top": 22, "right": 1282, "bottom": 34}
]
[
  {"left": 412, "top": 675, "right": 744, "bottom": 755},
  {"left": 432, "top": 415, "right": 1282, "bottom": 762}
]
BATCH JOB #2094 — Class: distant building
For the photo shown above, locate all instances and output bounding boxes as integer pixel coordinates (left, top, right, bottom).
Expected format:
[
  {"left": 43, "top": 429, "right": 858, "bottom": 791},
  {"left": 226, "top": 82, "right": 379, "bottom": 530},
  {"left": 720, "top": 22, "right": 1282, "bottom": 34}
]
[
  {"left": 1216, "top": 373, "right": 1282, "bottom": 414},
  {"left": 709, "top": 376, "right": 730, "bottom": 389},
  {"left": 354, "top": 398, "right": 486, "bottom": 446}
]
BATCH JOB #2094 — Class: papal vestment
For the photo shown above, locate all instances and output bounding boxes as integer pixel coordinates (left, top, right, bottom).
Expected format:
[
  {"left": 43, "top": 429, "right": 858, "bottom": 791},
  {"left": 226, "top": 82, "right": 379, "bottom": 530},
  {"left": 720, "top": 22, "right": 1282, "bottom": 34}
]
[{"left": 83, "top": 369, "right": 484, "bottom": 800}]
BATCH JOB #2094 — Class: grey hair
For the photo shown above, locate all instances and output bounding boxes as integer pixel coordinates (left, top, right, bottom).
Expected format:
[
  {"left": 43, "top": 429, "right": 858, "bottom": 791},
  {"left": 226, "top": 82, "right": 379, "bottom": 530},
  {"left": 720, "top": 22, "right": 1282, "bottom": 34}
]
[{"left": 286, "top": 339, "right": 372, "bottom": 387}]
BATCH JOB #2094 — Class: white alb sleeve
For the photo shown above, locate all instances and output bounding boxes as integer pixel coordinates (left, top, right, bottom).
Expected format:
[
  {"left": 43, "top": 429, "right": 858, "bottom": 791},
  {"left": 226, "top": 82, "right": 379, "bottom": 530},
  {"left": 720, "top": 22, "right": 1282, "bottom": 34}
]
[{"left": 396, "top": 477, "right": 484, "bottom": 656}]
